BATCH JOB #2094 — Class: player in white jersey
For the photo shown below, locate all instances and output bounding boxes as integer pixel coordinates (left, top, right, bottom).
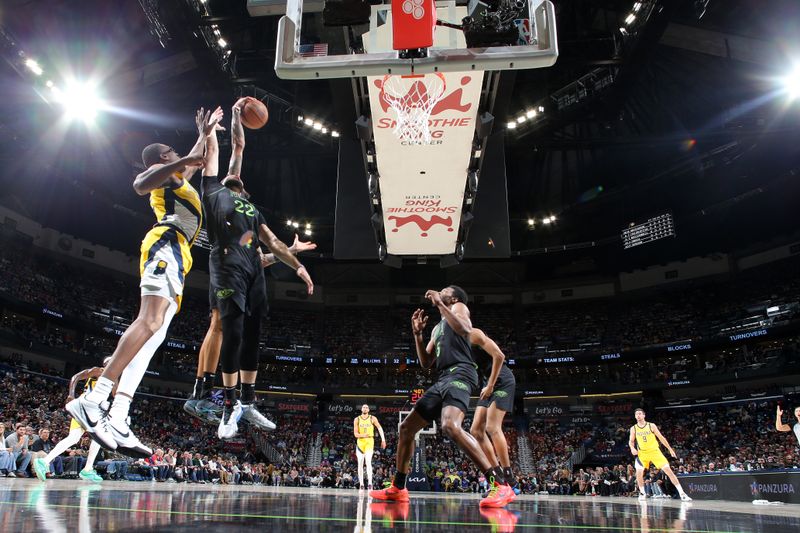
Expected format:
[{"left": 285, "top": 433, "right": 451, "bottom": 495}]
[{"left": 775, "top": 404, "right": 800, "bottom": 446}]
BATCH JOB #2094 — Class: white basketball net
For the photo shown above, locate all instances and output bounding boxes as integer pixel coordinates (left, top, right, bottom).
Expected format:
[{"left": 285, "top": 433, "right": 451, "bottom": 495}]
[{"left": 381, "top": 74, "right": 446, "bottom": 144}]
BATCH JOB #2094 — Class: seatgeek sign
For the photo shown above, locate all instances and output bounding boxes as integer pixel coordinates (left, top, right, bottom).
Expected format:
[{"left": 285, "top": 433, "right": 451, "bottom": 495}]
[{"left": 368, "top": 71, "right": 483, "bottom": 255}]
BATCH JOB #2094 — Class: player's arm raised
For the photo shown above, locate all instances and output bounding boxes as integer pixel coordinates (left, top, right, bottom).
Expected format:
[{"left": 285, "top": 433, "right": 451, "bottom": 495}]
[
  {"left": 470, "top": 328, "right": 505, "bottom": 400},
  {"left": 257, "top": 222, "right": 314, "bottom": 295},
  {"left": 629, "top": 427, "right": 638, "bottom": 456},
  {"left": 650, "top": 424, "right": 677, "bottom": 458},
  {"left": 425, "top": 290, "right": 472, "bottom": 337},
  {"left": 373, "top": 416, "right": 387, "bottom": 449},
  {"left": 133, "top": 107, "right": 219, "bottom": 195},
  {"left": 776, "top": 405, "right": 791, "bottom": 432},
  {"left": 412, "top": 309, "right": 435, "bottom": 369},
  {"left": 228, "top": 99, "right": 246, "bottom": 177},
  {"left": 203, "top": 107, "right": 225, "bottom": 178}
]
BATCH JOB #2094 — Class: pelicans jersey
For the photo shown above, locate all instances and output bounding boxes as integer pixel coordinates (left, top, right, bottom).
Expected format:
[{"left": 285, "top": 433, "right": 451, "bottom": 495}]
[
  {"left": 139, "top": 173, "right": 201, "bottom": 311},
  {"left": 633, "top": 423, "right": 669, "bottom": 470},
  {"left": 356, "top": 416, "right": 375, "bottom": 454}
]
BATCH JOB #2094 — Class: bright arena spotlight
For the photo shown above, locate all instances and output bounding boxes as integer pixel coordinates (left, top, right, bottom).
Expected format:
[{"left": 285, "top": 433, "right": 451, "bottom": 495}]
[
  {"left": 784, "top": 65, "right": 800, "bottom": 100},
  {"left": 54, "top": 79, "right": 106, "bottom": 122}
]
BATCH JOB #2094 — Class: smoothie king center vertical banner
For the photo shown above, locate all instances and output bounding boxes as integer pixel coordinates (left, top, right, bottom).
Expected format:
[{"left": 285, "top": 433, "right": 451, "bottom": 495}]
[{"left": 367, "top": 72, "right": 484, "bottom": 255}]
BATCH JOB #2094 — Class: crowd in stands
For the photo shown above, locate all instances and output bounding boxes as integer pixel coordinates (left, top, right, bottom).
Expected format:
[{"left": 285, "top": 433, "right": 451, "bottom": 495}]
[
  {"left": 1, "top": 356, "right": 798, "bottom": 501},
  {"left": 2, "top": 238, "right": 800, "bottom": 364}
]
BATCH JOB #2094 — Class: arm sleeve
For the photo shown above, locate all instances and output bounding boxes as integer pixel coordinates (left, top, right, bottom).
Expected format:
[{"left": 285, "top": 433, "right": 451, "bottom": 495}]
[{"left": 257, "top": 211, "right": 267, "bottom": 227}]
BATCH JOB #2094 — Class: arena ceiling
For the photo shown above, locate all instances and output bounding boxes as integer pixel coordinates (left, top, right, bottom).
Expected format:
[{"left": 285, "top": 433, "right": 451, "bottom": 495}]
[{"left": 0, "top": 0, "right": 798, "bottom": 282}]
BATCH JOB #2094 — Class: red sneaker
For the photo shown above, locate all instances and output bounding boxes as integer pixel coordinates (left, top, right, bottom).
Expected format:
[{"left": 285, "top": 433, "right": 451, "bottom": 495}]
[
  {"left": 479, "top": 508, "right": 519, "bottom": 532},
  {"left": 480, "top": 483, "right": 515, "bottom": 508},
  {"left": 369, "top": 485, "right": 410, "bottom": 502}
]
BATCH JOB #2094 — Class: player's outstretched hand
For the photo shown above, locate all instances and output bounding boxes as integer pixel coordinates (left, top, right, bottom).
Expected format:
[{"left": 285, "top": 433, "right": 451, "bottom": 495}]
[
  {"left": 669, "top": 449, "right": 677, "bottom": 459},
  {"left": 631, "top": 449, "right": 639, "bottom": 456},
  {"left": 208, "top": 106, "right": 225, "bottom": 134},
  {"left": 292, "top": 234, "right": 317, "bottom": 253},
  {"left": 424, "top": 290, "right": 443, "bottom": 307},
  {"left": 296, "top": 265, "right": 314, "bottom": 295},
  {"left": 411, "top": 309, "right": 428, "bottom": 335},
  {"left": 196, "top": 106, "right": 223, "bottom": 136},
  {"left": 777, "top": 405, "right": 783, "bottom": 418}
]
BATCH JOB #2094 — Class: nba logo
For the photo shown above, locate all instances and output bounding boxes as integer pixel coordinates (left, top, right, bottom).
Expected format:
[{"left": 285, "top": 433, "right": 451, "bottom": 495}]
[{"left": 514, "top": 19, "right": 532, "bottom": 45}]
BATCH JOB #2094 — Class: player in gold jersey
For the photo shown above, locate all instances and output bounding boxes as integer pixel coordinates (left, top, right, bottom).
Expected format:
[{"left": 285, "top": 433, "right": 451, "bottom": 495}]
[
  {"left": 629, "top": 408, "right": 692, "bottom": 501},
  {"left": 34, "top": 359, "right": 111, "bottom": 482},
  {"left": 353, "top": 404, "right": 386, "bottom": 490},
  {"left": 68, "top": 107, "right": 223, "bottom": 457}
]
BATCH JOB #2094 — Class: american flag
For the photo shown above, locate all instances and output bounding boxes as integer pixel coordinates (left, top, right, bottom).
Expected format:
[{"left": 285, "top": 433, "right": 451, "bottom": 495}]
[{"left": 299, "top": 43, "right": 329, "bottom": 58}]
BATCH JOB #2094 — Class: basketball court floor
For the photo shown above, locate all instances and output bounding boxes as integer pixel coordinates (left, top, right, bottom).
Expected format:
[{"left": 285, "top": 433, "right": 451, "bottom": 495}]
[{"left": 2, "top": 480, "right": 799, "bottom": 532}]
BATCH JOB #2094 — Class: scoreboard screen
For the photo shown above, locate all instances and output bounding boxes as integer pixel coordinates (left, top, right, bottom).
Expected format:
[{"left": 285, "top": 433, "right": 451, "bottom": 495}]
[
  {"left": 622, "top": 213, "right": 675, "bottom": 249},
  {"left": 410, "top": 388, "right": 425, "bottom": 405}
]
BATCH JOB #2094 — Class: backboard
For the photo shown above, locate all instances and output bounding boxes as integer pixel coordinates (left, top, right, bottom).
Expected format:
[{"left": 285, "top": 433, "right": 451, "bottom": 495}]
[{"left": 275, "top": 0, "right": 558, "bottom": 79}]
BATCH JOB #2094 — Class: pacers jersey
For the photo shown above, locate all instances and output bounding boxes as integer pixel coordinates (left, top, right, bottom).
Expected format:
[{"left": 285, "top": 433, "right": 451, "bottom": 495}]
[
  {"left": 431, "top": 319, "right": 475, "bottom": 373},
  {"left": 148, "top": 173, "right": 202, "bottom": 245},
  {"left": 81, "top": 377, "right": 97, "bottom": 397},
  {"left": 633, "top": 423, "right": 659, "bottom": 452},
  {"left": 356, "top": 416, "right": 374, "bottom": 453}
]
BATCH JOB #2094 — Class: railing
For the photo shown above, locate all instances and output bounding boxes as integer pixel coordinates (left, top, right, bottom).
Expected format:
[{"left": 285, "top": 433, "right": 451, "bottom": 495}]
[
  {"left": 307, "top": 433, "right": 323, "bottom": 468},
  {"left": 567, "top": 444, "right": 587, "bottom": 470},
  {"left": 516, "top": 435, "right": 536, "bottom": 475}
]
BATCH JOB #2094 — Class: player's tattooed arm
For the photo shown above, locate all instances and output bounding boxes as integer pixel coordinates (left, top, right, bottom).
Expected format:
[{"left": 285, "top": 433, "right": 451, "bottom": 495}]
[
  {"left": 258, "top": 223, "right": 314, "bottom": 295},
  {"left": 228, "top": 99, "right": 246, "bottom": 177},
  {"left": 260, "top": 234, "right": 317, "bottom": 268}
]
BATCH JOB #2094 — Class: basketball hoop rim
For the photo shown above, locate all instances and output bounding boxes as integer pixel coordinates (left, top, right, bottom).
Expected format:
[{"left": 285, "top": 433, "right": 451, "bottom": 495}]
[{"left": 380, "top": 72, "right": 447, "bottom": 104}]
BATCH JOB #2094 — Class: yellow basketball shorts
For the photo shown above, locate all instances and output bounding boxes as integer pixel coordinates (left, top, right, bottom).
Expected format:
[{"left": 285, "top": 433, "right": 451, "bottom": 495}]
[
  {"left": 636, "top": 450, "right": 669, "bottom": 470},
  {"left": 139, "top": 225, "right": 193, "bottom": 312}
]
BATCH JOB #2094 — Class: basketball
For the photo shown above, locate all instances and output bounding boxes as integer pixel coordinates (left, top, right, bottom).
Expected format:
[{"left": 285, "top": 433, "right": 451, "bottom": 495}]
[{"left": 238, "top": 97, "right": 269, "bottom": 129}]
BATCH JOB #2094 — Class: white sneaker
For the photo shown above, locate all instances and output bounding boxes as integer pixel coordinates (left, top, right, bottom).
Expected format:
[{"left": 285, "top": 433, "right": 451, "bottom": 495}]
[
  {"left": 218, "top": 401, "right": 243, "bottom": 439},
  {"left": 66, "top": 397, "right": 117, "bottom": 450},
  {"left": 679, "top": 493, "right": 692, "bottom": 502},
  {"left": 638, "top": 493, "right": 648, "bottom": 501},
  {"left": 107, "top": 416, "right": 152, "bottom": 458},
  {"left": 240, "top": 404, "right": 276, "bottom": 431}
]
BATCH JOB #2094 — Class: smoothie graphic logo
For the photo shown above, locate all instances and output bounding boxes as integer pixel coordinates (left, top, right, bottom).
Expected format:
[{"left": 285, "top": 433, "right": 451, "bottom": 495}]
[
  {"left": 387, "top": 198, "right": 458, "bottom": 236},
  {"left": 388, "top": 215, "right": 454, "bottom": 237},
  {"left": 374, "top": 75, "right": 474, "bottom": 117}
]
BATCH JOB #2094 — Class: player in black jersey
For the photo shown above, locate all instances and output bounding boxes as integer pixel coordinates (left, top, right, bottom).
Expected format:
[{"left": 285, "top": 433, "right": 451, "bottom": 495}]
[
  {"left": 202, "top": 99, "right": 314, "bottom": 439},
  {"left": 185, "top": 232, "right": 316, "bottom": 425},
  {"left": 468, "top": 327, "right": 518, "bottom": 495},
  {"left": 371, "top": 286, "right": 515, "bottom": 508}
]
